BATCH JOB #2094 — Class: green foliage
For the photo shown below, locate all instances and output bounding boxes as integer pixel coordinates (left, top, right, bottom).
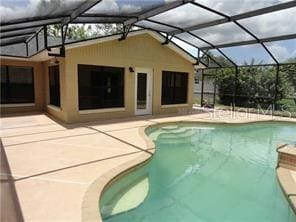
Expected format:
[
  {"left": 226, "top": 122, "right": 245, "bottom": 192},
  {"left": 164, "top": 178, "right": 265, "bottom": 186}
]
[
  {"left": 280, "top": 63, "right": 296, "bottom": 95},
  {"left": 215, "top": 66, "right": 294, "bottom": 108},
  {"left": 215, "top": 68, "right": 236, "bottom": 105},
  {"left": 67, "top": 25, "right": 91, "bottom": 40},
  {"left": 47, "top": 23, "right": 123, "bottom": 40},
  {"left": 94, "top": 24, "right": 123, "bottom": 36},
  {"left": 48, "top": 24, "right": 62, "bottom": 37},
  {"left": 37, "top": 0, "right": 123, "bottom": 40}
]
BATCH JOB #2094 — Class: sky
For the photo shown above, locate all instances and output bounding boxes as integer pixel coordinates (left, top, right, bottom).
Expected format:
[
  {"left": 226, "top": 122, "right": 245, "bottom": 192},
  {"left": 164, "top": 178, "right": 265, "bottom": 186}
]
[{"left": 1, "top": 0, "right": 296, "bottom": 65}]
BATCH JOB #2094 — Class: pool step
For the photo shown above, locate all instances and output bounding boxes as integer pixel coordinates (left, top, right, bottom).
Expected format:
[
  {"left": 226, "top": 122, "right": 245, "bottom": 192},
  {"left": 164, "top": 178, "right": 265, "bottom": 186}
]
[
  {"left": 157, "top": 129, "right": 198, "bottom": 145},
  {"left": 149, "top": 126, "right": 215, "bottom": 141},
  {"left": 101, "top": 176, "right": 149, "bottom": 219},
  {"left": 277, "top": 144, "right": 296, "bottom": 171}
]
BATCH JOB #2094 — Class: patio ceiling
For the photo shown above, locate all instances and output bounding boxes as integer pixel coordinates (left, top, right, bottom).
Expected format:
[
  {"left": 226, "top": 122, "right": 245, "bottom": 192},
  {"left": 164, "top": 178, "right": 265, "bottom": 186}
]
[{"left": 0, "top": 0, "right": 296, "bottom": 67}]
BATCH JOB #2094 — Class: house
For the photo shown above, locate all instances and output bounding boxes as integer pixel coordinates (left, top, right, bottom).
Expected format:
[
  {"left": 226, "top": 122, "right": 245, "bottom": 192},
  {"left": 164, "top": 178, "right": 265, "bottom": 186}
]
[{"left": 0, "top": 30, "right": 198, "bottom": 123}]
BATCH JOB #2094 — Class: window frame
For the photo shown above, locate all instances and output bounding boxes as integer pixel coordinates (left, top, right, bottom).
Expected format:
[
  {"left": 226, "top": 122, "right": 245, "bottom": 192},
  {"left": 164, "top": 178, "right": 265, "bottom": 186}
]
[
  {"left": 78, "top": 64, "right": 125, "bottom": 111},
  {"left": 1, "top": 65, "right": 35, "bottom": 105},
  {"left": 161, "top": 70, "right": 188, "bottom": 105},
  {"left": 48, "top": 65, "right": 61, "bottom": 108}
]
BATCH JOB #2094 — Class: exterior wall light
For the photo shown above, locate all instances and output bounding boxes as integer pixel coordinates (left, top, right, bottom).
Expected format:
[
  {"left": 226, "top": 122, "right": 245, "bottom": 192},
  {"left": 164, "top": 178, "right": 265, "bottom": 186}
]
[{"left": 129, "top": 67, "right": 134, "bottom": 72}]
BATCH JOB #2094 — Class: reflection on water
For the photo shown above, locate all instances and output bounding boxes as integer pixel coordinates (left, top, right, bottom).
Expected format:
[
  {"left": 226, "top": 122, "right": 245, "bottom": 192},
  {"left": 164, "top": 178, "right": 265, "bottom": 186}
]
[{"left": 100, "top": 122, "right": 296, "bottom": 222}]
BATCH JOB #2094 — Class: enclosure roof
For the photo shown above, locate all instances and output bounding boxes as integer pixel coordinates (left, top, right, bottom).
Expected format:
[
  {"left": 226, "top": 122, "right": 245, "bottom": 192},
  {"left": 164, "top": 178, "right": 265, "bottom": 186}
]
[{"left": 0, "top": 0, "right": 296, "bottom": 67}]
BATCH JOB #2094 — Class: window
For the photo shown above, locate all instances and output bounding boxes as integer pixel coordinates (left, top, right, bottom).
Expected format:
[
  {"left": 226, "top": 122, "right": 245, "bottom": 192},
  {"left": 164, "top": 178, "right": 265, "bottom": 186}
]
[
  {"left": 48, "top": 65, "right": 60, "bottom": 107},
  {"left": 1, "top": 65, "right": 34, "bottom": 104},
  {"left": 78, "top": 65, "right": 124, "bottom": 110},
  {"left": 162, "top": 71, "right": 188, "bottom": 105}
]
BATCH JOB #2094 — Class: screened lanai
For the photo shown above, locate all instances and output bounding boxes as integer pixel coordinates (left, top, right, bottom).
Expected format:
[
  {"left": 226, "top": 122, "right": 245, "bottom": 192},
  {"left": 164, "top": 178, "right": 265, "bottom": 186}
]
[{"left": 1, "top": 0, "right": 296, "bottom": 116}]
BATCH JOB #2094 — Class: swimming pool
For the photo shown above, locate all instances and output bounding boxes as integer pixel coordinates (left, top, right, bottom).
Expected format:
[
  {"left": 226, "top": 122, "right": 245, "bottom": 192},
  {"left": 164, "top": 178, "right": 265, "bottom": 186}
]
[{"left": 100, "top": 122, "right": 296, "bottom": 222}]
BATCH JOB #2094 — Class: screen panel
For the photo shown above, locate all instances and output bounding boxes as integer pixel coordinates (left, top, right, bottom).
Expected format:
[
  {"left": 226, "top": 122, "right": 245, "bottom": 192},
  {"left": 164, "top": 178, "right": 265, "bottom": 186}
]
[
  {"left": 219, "top": 44, "right": 276, "bottom": 66},
  {"left": 74, "top": 16, "right": 127, "bottom": 24},
  {"left": 239, "top": 7, "right": 296, "bottom": 39},
  {"left": 215, "top": 67, "right": 236, "bottom": 107},
  {"left": 135, "top": 20, "right": 177, "bottom": 33},
  {"left": 0, "top": 43, "right": 27, "bottom": 57},
  {"left": 65, "top": 23, "right": 124, "bottom": 43},
  {"left": 28, "top": 38, "right": 37, "bottom": 56},
  {"left": 149, "top": 3, "right": 223, "bottom": 29},
  {"left": 235, "top": 66, "right": 276, "bottom": 111},
  {"left": 1, "top": 0, "right": 85, "bottom": 24},
  {"left": 275, "top": 64, "right": 296, "bottom": 117},
  {"left": 175, "top": 32, "right": 210, "bottom": 48},
  {"left": 207, "top": 49, "right": 235, "bottom": 67},
  {"left": 0, "top": 27, "right": 40, "bottom": 39},
  {"left": 191, "top": 22, "right": 255, "bottom": 45},
  {"left": 194, "top": 0, "right": 291, "bottom": 16},
  {"left": 86, "top": 0, "right": 171, "bottom": 16},
  {"left": 171, "top": 37, "right": 198, "bottom": 57},
  {"left": 265, "top": 39, "right": 296, "bottom": 64}
]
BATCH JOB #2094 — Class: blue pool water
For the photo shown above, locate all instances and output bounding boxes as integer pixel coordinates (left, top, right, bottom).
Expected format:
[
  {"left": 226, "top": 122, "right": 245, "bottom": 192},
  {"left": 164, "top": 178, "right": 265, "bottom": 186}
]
[{"left": 100, "top": 122, "right": 296, "bottom": 222}]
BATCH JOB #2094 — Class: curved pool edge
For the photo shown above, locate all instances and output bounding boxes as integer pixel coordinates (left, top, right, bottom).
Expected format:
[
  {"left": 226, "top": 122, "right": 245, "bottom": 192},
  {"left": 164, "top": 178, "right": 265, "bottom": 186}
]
[
  {"left": 277, "top": 167, "right": 296, "bottom": 214},
  {"left": 81, "top": 126, "right": 156, "bottom": 222},
  {"left": 81, "top": 119, "right": 296, "bottom": 222}
]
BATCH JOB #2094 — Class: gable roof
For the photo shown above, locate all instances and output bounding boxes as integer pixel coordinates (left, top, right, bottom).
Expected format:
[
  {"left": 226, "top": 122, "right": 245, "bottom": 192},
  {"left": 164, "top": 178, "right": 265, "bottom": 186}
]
[
  {"left": 0, "top": 30, "right": 197, "bottom": 64},
  {"left": 66, "top": 30, "right": 197, "bottom": 64}
]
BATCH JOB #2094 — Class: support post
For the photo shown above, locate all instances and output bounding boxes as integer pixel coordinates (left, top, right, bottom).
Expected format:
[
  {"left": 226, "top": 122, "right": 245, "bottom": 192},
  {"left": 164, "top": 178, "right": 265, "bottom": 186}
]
[
  {"left": 119, "top": 25, "right": 132, "bottom": 41},
  {"left": 162, "top": 33, "right": 174, "bottom": 45},
  {"left": 25, "top": 42, "right": 29, "bottom": 57},
  {"left": 201, "top": 69, "right": 205, "bottom": 107},
  {"left": 196, "top": 48, "right": 200, "bottom": 65},
  {"left": 36, "top": 34, "right": 39, "bottom": 51},
  {"left": 273, "top": 64, "right": 280, "bottom": 116},
  {"left": 213, "top": 69, "right": 217, "bottom": 108},
  {"left": 44, "top": 25, "right": 48, "bottom": 49},
  {"left": 233, "top": 66, "right": 239, "bottom": 111},
  {"left": 61, "top": 24, "right": 68, "bottom": 44}
]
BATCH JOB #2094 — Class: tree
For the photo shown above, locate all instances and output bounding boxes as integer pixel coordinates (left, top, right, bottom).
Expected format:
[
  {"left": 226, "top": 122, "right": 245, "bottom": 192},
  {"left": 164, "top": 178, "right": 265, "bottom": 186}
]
[
  {"left": 215, "top": 65, "right": 294, "bottom": 108},
  {"left": 94, "top": 24, "right": 123, "bottom": 36},
  {"left": 67, "top": 25, "right": 92, "bottom": 40},
  {"left": 48, "top": 24, "right": 62, "bottom": 37},
  {"left": 215, "top": 68, "right": 236, "bottom": 105},
  {"left": 47, "top": 23, "right": 123, "bottom": 41}
]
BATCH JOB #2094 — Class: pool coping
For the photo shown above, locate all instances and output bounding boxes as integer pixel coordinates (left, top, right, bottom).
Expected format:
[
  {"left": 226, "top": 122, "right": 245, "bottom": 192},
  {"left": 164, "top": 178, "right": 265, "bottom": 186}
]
[
  {"left": 277, "top": 167, "right": 296, "bottom": 214},
  {"left": 81, "top": 119, "right": 296, "bottom": 222}
]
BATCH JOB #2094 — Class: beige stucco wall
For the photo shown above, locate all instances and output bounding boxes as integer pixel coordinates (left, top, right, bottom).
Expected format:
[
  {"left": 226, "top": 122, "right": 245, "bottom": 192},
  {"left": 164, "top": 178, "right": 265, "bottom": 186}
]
[
  {"left": 62, "top": 33, "right": 195, "bottom": 123},
  {"left": 1, "top": 33, "right": 197, "bottom": 123},
  {"left": 43, "top": 58, "right": 67, "bottom": 122},
  {"left": 0, "top": 58, "right": 45, "bottom": 115}
]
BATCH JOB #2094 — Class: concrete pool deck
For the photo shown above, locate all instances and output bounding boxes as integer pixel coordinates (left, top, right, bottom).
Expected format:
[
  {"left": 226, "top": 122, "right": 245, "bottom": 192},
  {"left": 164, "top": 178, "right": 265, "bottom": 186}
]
[{"left": 1, "top": 111, "right": 296, "bottom": 221}]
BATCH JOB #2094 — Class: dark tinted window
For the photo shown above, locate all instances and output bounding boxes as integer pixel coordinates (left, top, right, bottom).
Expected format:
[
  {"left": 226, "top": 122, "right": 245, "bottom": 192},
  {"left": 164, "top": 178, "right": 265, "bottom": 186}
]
[
  {"left": 48, "top": 65, "right": 60, "bottom": 107},
  {"left": 162, "top": 71, "right": 188, "bottom": 105},
  {"left": 1, "top": 66, "right": 8, "bottom": 104},
  {"left": 1, "top": 65, "right": 34, "bottom": 104},
  {"left": 78, "top": 65, "right": 124, "bottom": 110}
]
